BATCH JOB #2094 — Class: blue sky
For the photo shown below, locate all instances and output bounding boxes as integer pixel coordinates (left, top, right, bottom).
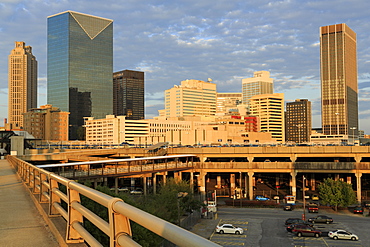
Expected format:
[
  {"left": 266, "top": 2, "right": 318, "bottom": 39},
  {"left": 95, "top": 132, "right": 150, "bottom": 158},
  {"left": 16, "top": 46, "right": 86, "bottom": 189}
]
[{"left": 1, "top": 0, "right": 370, "bottom": 133}]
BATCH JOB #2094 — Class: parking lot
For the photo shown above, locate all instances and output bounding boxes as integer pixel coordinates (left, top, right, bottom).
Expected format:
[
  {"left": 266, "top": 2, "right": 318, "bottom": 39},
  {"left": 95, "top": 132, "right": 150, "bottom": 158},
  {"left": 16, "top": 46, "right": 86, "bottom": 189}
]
[{"left": 206, "top": 206, "right": 369, "bottom": 247}]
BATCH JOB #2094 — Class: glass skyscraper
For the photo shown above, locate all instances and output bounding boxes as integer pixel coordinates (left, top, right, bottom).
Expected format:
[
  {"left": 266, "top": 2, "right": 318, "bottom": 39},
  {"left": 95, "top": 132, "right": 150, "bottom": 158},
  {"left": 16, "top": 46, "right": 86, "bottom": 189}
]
[{"left": 47, "top": 11, "right": 113, "bottom": 140}]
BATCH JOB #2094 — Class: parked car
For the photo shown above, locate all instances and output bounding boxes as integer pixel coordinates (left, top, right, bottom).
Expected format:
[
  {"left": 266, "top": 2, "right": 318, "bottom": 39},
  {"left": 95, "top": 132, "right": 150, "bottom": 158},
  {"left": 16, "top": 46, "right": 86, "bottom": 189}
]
[
  {"left": 285, "top": 218, "right": 308, "bottom": 226},
  {"left": 130, "top": 188, "right": 144, "bottom": 195},
  {"left": 255, "top": 195, "right": 270, "bottom": 201},
  {"left": 307, "top": 203, "right": 319, "bottom": 213},
  {"left": 292, "top": 225, "right": 321, "bottom": 237},
  {"left": 307, "top": 215, "right": 333, "bottom": 224},
  {"left": 328, "top": 230, "right": 359, "bottom": 241},
  {"left": 353, "top": 206, "right": 363, "bottom": 214},
  {"left": 110, "top": 187, "right": 130, "bottom": 192},
  {"left": 283, "top": 204, "right": 294, "bottom": 211},
  {"left": 311, "top": 194, "right": 319, "bottom": 201},
  {"left": 215, "top": 224, "right": 243, "bottom": 235},
  {"left": 286, "top": 222, "right": 313, "bottom": 232}
]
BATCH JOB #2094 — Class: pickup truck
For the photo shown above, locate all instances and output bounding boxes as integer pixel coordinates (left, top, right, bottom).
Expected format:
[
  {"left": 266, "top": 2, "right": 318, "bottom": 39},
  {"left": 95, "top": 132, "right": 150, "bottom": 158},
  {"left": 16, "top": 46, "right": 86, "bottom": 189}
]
[{"left": 307, "top": 203, "right": 319, "bottom": 213}]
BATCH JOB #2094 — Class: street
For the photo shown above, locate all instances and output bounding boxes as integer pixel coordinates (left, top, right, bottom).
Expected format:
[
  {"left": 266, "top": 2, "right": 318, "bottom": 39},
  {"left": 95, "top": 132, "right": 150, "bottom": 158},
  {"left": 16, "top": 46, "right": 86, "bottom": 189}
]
[{"left": 210, "top": 207, "right": 369, "bottom": 247}]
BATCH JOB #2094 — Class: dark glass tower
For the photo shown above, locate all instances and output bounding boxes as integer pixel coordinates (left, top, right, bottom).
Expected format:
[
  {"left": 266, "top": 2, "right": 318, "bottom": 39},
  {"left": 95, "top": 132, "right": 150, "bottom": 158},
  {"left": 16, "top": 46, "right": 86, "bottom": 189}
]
[
  {"left": 47, "top": 11, "right": 113, "bottom": 140},
  {"left": 285, "top": 99, "right": 312, "bottom": 143},
  {"left": 113, "top": 70, "right": 144, "bottom": 120}
]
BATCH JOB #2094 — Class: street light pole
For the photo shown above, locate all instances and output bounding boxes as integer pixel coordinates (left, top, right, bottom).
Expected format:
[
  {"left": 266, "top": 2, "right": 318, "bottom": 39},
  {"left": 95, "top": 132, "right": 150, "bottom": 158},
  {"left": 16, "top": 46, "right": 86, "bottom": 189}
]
[{"left": 302, "top": 175, "right": 306, "bottom": 221}]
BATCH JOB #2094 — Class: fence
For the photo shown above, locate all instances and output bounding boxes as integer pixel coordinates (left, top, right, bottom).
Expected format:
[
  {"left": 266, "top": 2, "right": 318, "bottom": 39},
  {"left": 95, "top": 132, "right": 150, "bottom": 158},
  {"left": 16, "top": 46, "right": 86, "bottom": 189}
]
[{"left": 6, "top": 155, "right": 220, "bottom": 247}]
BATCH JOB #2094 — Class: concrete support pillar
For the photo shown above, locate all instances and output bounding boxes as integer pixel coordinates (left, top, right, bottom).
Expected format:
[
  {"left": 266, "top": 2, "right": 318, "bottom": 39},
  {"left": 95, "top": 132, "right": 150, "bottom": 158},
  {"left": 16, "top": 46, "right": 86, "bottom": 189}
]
[
  {"left": 103, "top": 177, "right": 108, "bottom": 187},
  {"left": 94, "top": 179, "right": 98, "bottom": 189},
  {"left": 131, "top": 178, "right": 135, "bottom": 189},
  {"left": 190, "top": 172, "right": 194, "bottom": 193},
  {"left": 174, "top": 172, "right": 181, "bottom": 182},
  {"left": 347, "top": 176, "right": 351, "bottom": 184},
  {"left": 335, "top": 174, "right": 340, "bottom": 181},
  {"left": 114, "top": 177, "right": 119, "bottom": 194},
  {"left": 163, "top": 173, "right": 167, "bottom": 185},
  {"left": 198, "top": 171, "right": 207, "bottom": 201},
  {"left": 248, "top": 171, "right": 254, "bottom": 200},
  {"left": 290, "top": 171, "right": 297, "bottom": 198},
  {"left": 290, "top": 155, "right": 297, "bottom": 162},
  {"left": 354, "top": 156, "right": 361, "bottom": 163},
  {"left": 153, "top": 174, "right": 157, "bottom": 194},
  {"left": 217, "top": 176, "right": 222, "bottom": 189},
  {"left": 230, "top": 174, "right": 236, "bottom": 189},
  {"left": 310, "top": 174, "right": 316, "bottom": 191},
  {"left": 143, "top": 177, "right": 147, "bottom": 196},
  {"left": 356, "top": 172, "right": 362, "bottom": 203}
]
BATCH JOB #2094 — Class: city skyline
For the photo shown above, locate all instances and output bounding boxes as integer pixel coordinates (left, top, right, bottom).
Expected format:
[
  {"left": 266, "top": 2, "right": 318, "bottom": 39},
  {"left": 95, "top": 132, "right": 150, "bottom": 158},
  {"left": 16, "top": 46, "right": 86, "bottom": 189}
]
[{"left": 1, "top": 1, "right": 370, "bottom": 133}]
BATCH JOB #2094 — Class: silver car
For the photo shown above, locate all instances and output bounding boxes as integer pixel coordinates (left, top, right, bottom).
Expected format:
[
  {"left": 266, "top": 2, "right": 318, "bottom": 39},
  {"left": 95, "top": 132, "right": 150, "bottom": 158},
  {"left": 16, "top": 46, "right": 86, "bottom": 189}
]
[
  {"left": 328, "top": 230, "right": 358, "bottom": 241},
  {"left": 215, "top": 224, "right": 243, "bottom": 235}
]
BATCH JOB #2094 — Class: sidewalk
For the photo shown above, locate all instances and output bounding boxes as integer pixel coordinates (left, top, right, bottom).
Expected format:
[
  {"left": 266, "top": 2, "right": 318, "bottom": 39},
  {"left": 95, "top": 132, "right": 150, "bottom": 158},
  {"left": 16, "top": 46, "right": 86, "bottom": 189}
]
[
  {"left": 0, "top": 159, "right": 59, "bottom": 247},
  {"left": 190, "top": 215, "right": 220, "bottom": 239}
]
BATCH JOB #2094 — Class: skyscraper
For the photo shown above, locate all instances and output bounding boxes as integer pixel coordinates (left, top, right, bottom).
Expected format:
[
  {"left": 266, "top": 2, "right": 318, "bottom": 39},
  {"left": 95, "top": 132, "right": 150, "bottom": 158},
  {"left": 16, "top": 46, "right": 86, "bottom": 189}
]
[
  {"left": 249, "top": 93, "right": 284, "bottom": 142},
  {"left": 113, "top": 70, "right": 144, "bottom": 120},
  {"left": 47, "top": 11, "right": 113, "bottom": 140},
  {"left": 8, "top": 41, "right": 37, "bottom": 129},
  {"left": 242, "top": 71, "right": 273, "bottom": 105},
  {"left": 320, "top": 23, "right": 358, "bottom": 138},
  {"left": 286, "top": 99, "right": 312, "bottom": 143},
  {"left": 164, "top": 79, "right": 217, "bottom": 118}
]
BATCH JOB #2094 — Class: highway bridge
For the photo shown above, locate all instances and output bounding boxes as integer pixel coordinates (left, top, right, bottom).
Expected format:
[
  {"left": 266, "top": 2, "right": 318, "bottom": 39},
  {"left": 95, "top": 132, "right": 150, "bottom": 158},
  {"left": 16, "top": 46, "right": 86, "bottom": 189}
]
[{"left": 4, "top": 145, "right": 370, "bottom": 246}]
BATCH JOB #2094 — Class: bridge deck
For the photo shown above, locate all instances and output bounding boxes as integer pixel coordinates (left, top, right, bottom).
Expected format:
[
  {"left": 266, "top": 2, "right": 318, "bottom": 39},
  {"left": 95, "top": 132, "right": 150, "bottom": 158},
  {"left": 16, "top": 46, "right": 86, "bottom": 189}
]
[{"left": 0, "top": 159, "right": 59, "bottom": 246}]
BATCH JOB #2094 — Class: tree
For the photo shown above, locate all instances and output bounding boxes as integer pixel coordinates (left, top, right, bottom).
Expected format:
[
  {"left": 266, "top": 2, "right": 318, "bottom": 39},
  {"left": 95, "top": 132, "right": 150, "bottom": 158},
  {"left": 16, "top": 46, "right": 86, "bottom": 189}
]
[{"left": 318, "top": 178, "right": 357, "bottom": 211}]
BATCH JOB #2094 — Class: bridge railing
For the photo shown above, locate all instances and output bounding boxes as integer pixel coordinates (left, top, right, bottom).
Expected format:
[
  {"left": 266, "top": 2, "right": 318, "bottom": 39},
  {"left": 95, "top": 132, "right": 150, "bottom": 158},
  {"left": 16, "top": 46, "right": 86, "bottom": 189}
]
[{"left": 6, "top": 155, "right": 220, "bottom": 247}]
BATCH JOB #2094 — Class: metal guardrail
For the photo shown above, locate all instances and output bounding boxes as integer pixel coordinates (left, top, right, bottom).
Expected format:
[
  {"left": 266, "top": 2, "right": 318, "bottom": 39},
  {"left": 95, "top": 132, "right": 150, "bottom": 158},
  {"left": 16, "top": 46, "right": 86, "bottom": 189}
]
[{"left": 6, "top": 155, "right": 220, "bottom": 247}]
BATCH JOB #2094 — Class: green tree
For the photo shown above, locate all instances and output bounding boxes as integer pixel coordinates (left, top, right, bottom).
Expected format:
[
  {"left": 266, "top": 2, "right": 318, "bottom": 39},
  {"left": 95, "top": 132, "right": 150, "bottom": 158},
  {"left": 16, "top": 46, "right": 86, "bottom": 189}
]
[{"left": 318, "top": 178, "right": 357, "bottom": 211}]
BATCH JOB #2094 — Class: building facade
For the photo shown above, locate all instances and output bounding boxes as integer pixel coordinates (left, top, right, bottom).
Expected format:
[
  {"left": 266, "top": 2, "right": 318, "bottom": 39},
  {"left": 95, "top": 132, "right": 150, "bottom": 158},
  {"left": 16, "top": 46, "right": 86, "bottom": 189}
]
[
  {"left": 84, "top": 115, "right": 148, "bottom": 144},
  {"left": 8, "top": 41, "right": 37, "bottom": 129},
  {"left": 216, "top": 93, "right": 242, "bottom": 116},
  {"left": 23, "top": 105, "right": 69, "bottom": 141},
  {"left": 164, "top": 79, "right": 217, "bottom": 118},
  {"left": 249, "top": 93, "right": 284, "bottom": 142},
  {"left": 320, "top": 23, "right": 358, "bottom": 138},
  {"left": 242, "top": 71, "right": 273, "bottom": 106},
  {"left": 285, "top": 99, "right": 312, "bottom": 143},
  {"left": 113, "top": 70, "right": 144, "bottom": 120},
  {"left": 47, "top": 11, "right": 113, "bottom": 140}
]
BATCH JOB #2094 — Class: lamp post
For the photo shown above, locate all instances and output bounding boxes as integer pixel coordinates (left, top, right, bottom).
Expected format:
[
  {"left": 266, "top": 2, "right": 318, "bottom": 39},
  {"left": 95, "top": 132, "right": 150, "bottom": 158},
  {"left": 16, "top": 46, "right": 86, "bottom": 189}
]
[
  {"left": 350, "top": 127, "right": 356, "bottom": 144},
  {"left": 302, "top": 175, "right": 306, "bottom": 221}
]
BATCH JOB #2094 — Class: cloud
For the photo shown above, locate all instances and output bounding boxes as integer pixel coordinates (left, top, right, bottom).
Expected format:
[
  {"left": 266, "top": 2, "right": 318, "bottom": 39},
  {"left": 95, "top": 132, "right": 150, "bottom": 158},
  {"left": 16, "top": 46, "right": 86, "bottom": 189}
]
[{"left": 1, "top": 0, "right": 370, "bottom": 134}]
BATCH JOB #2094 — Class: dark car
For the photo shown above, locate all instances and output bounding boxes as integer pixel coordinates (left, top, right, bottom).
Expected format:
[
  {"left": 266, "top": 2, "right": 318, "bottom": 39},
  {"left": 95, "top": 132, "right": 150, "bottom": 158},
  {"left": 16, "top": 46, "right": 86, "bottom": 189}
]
[
  {"left": 284, "top": 204, "right": 294, "bottom": 211},
  {"left": 285, "top": 218, "right": 307, "bottom": 226},
  {"left": 353, "top": 206, "right": 363, "bottom": 214},
  {"left": 292, "top": 225, "right": 321, "bottom": 237},
  {"left": 286, "top": 222, "right": 313, "bottom": 232},
  {"left": 307, "top": 203, "right": 319, "bottom": 213},
  {"left": 307, "top": 215, "right": 333, "bottom": 224}
]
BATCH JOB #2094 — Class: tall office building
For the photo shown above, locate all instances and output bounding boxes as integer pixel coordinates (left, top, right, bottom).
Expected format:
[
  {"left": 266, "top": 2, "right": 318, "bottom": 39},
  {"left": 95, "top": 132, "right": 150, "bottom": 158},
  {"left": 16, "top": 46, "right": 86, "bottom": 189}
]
[
  {"left": 113, "top": 70, "right": 144, "bottom": 120},
  {"left": 216, "top": 93, "right": 242, "bottom": 116},
  {"left": 47, "top": 11, "right": 113, "bottom": 140},
  {"left": 164, "top": 79, "right": 217, "bottom": 118},
  {"left": 249, "top": 93, "right": 284, "bottom": 142},
  {"left": 8, "top": 41, "right": 37, "bottom": 129},
  {"left": 320, "top": 23, "right": 358, "bottom": 138},
  {"left": 242, "top": 71, "right": 273, "bottom": 105},
  {"left": 286, "top": 99, "right": 312, "bottom": 143}
]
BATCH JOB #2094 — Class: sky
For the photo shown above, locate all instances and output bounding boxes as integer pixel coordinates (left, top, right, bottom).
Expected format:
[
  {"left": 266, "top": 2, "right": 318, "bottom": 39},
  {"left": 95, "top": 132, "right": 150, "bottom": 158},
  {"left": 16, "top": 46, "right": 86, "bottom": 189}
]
[{"left": 1, "top": 0, "right": 370, "bottom": 133}]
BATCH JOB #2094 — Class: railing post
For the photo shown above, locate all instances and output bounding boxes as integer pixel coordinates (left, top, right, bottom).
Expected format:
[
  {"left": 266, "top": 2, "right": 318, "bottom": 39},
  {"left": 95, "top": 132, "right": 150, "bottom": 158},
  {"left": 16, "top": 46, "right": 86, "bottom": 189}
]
[
  {"left": 33, "top": 169, "right": 40, "bottom": 194},
  {"left": 109, "top": 198, "right": 132, "bottom": 247},
  {"left": 40, "top": 173, "right": 49, "bottom": 203},
  {"left": 49, "top": 178, "right": 61, "bottom": 216},
  {"left": 66, "top": 182, "right": 84, "bottom": 243}
]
